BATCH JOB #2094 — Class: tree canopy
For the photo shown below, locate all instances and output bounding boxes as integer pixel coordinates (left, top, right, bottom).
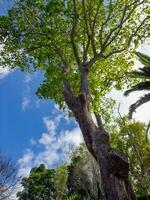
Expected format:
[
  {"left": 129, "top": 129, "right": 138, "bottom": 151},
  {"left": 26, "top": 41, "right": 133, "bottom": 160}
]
[
  {"left": 0, "top": 0, "right": 149, "bottom": 113},
  {"left": 17, "top": 164, "right": 56, "bottom": 200}
]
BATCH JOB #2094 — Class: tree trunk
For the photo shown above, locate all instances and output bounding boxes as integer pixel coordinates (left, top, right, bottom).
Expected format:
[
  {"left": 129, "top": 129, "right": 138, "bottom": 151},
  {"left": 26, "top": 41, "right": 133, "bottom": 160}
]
[{"left": 64, "top": 91, "right": 137, "bottom": 200}]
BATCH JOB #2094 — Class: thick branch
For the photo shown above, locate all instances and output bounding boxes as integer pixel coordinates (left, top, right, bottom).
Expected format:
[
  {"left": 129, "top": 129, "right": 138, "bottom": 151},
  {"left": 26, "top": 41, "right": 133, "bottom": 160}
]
[
  {"left": 80, "top": 66, "right": 90, "bottom": 96},
  {"left": 63, "top": 80, "right": 77, "bottom": 110}
]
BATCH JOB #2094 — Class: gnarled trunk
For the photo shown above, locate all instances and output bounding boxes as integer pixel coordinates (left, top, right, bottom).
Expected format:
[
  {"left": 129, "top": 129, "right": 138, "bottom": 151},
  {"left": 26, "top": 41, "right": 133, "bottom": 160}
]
[{"left": 64, "top": 90, "right": 137, "bottom": 200}]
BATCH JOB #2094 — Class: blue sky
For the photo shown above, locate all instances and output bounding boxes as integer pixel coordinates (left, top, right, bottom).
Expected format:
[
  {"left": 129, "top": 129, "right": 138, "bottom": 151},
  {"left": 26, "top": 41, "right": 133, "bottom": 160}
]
[
  {"left": 0, "top": 1, "right": 83, "bottom": 181},
  {"left": 0, "top": 67, "right": 83, "bottom": 175}
]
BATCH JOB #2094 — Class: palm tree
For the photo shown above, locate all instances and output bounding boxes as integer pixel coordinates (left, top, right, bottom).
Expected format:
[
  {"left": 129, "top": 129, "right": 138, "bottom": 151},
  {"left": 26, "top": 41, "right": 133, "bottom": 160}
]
[{"left": 124, "top": 52, "right": 150, "bottom": 118}]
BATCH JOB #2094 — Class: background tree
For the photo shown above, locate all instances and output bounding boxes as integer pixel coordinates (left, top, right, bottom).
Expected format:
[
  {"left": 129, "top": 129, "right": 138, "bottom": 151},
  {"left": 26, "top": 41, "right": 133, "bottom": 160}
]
[
  {"left": 54, "top": 163, "right": 68, "bottom": 200},
  {"left": 124, "top": 52, "right": 150, "bottom": 118},
  {"left": 17, "top": 164, "right": 56, "bottom": 200},
  {"left": 110, "top": 117, "right": 150, "bottom": 198},
  {"left": 0, "top": 150, "right": 18, "bottom": 200},
  {"left": 0, "top": 0, "right": 150, "bottom": 199},
  {"left": 67, "top": 144, "right": 103, "bottom": 200}
]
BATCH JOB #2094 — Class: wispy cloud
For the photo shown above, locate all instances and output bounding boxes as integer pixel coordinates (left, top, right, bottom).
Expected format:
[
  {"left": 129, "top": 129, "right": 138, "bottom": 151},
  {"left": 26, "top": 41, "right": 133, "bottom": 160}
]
[
  {"left": 17, "top": 114, "right": 83, "bottom": 178},
  {"left": 0, "top": 67, "right": 11, "bottom": 79},
  {"left": 22, "top": 74, "right": 32, "bottom": 111},
  {"left": 23, "top": 74, "right": 32, "bottom": 83},
  {"left": 18, "top": 149, "right": 34, "bottom": 177},
  {"left": 22, "top": 96, "right": 31, "bottom": 111}
]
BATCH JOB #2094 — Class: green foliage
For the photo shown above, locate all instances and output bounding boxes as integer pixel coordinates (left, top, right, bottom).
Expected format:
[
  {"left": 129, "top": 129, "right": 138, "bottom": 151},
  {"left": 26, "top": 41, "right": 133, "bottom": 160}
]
[
  {"left": 110, "top": 117, "right": 150, "bottom": 197},
  {"left": 67, "top": 144, "right": 103, "bottom": 200},
  {"left": 17, "top": 164, "right": 56, "bottom": 200},
  {"left": 0, "top": 0, "right": 149, "bottom": 113},
  {"left": 54, "top": 163, "right": 68, "bottom": 200},
  {"left": 16, "top": 137, "right": 150, "bottom": 199}
]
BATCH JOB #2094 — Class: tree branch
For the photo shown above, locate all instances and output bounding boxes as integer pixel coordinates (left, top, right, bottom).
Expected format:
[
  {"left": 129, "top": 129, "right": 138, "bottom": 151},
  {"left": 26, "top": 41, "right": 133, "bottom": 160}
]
[
  {"left": 82, "top": 0, "right": 91, "bottom": 63},
  {"left": 94, "top": 112, "right": 104, "bottom": 131},
  {"left": 99, "top": 0, "right": 113, "bottom": 51},
  {"left": 71, "top": 0, "right": 81, "bottom": 66}
]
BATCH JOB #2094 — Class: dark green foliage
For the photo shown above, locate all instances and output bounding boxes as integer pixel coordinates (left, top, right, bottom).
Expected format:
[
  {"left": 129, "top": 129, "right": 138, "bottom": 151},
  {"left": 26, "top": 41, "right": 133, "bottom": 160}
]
[
  {"left": 67, "top": 144, "right": 103, "bottom": 200},
  {"left": 17, "top": 164, "right": 56, "bottom": 200},
  {"left": 124, "top": 52, "right": 150, "bottom": 118},
  {"left": 110, "top": 117, "right": 150, "bottom": 197}
]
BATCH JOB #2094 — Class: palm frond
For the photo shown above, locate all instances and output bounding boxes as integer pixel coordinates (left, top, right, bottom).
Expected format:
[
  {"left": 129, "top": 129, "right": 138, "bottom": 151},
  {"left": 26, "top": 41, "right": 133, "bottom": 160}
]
[
  {"left": 132, "top": 65, "right": 150, "bottom": 77},
  {"left": 129, "top": 93, "right": 150, "bottom": 119},
  {"left": 124, "top": 81, "right": 150, "bottom": 96},
  {"left": 129, "top": 70, "right": 150, "bottom": 79},
  {"left": 136, "top": 52, "right": 150, "bottom": 67},
  {"left": 130, "top": 71, "right": 150, "bottom": 79}
]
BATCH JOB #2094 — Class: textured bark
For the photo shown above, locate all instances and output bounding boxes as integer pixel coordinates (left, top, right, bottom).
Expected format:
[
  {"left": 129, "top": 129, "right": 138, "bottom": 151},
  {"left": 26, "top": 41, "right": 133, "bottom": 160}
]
[{"left": 64, "top": 89, "right": 137, "bottom": 200}]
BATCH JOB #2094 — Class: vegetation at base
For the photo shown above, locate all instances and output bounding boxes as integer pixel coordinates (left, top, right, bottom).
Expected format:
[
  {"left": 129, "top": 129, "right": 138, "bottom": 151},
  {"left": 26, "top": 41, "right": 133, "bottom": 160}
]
[{"left": 17, "top": 118, "right": 150, "bottom": 199}]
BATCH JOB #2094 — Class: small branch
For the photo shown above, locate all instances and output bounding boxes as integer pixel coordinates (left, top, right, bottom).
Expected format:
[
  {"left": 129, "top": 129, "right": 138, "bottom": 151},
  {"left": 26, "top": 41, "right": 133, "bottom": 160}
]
[
  {"left": 99, "top": 0, "right": 113, "bottom": 51},
  {"left": 146, "top": 121, "right": 150, "bottom": 142},
  {"left": 127, "top": 16, "right": 150, "bottom": 47},
  {"left": 102, "top": 48, "right": 126, "bottom": 59},
  {"left": 94, "top": 112, "right": 104, "bottom": 130},
  {"left": 103, "top": 5, "right": 128, "bottom": 49},
  {"left": 117, "top": 103, "right": 123, "bottom": 119}
]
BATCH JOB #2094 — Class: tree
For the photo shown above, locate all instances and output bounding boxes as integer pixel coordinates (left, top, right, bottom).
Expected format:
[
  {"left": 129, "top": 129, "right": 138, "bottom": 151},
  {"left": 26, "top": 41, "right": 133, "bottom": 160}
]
[
  {"left": 110, "top": 117, "right": 150, "bottom": 198},
  {"left": 124, "top": 52, "right": 150, "bottom": 118},
  {"left": 0, "top": 150, "right": 18, "bottom": 200},
  {"left": 67, "top": 144, "right": 103, "bottom": 200},
  {"left": 0, "top": 1, "right": 150, "bottom": 199},
  {"left": 54, "top": 164, "right": 68, "bottom": 200},
  {"left": 17, "top": 164, "right": 56, "bottom": 200}
]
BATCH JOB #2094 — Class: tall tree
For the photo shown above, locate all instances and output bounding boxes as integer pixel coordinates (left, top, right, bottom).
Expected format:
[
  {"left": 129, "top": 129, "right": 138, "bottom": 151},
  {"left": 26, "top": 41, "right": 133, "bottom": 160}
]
[
  {"left": 124, "top": 52, "right": 150, "bottom": 118},
  {"left": 0, "top": 1, "right": 150, "bottom": 199},
  {"left": 17, "top": 164, "right": 56, "bottom": 200},
  {"left": 110, "top": 117, "right": 150, "bottom": 198},
  {"left": 67, "top": 144, "right": 103, "bottom": 200}
]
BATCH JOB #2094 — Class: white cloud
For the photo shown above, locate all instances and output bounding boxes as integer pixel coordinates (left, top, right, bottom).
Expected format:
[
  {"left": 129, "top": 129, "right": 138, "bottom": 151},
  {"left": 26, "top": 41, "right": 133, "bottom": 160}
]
[
  {"left": 21, "top": 74, "right": 32, "bottom": 111},
  {"left": 17, "top": 114, "right": 83, "bottom": 179},
  {"left": 22, "top": 96, "right": 31, "bottom": 111},
  {"left": 17, "top": 149, "right": 34, "bottom": 177},
  {"left": 35, "top": 116, "right": 83, "bottom": 166},
  {"left": 59, "top": 127, "right": 83, "bottom": 147},
  {"left": 0, "top": 67, "right": 11, "bottom": 79},
  {"left": 110, "top": 89, "right": 150, "bottom": 123},
  {"left": 29, "top": 138, "right": 37, "bottom": 146},
  {"left": 24, "top": 74, "right": 32, "bottom": 83}
]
